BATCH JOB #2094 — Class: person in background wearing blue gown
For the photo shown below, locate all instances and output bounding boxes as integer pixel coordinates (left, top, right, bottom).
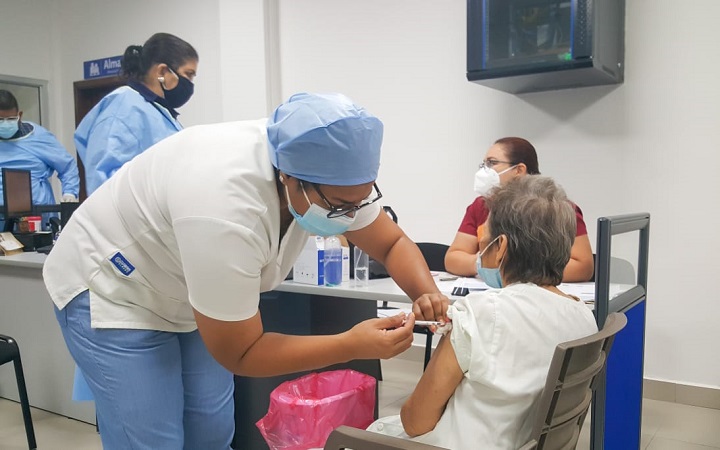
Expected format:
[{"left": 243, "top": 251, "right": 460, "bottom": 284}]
[
  {"left": 75, "top": 32, "right": 198, "bottom": 195},
  {"left": 0, "top": 89, "right": 79, "bottom": 222}
]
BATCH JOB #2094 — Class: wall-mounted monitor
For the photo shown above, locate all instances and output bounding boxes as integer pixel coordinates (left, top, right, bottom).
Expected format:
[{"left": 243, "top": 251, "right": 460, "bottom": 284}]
[{"left": 467, "top": 0, "right": 625, "bottom": 94}]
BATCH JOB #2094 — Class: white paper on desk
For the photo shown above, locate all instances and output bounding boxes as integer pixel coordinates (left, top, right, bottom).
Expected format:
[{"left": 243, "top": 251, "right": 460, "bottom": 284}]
[
  {"left": 558, "top": 283, "right": 596, "bottom": 302},
  {"left": 558, "top": 283, "right": 635, "bottom": 303},
  {"left": 435, "top": 279, "right": 459, "bottom": 295}
]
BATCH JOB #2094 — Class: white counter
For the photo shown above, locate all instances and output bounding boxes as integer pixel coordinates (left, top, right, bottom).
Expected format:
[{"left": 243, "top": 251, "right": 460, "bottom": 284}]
[
  {"left": 0, "top": 251, "right": 46, "bottom": 269},
  {"left": 0, "top": 252, "right": 96, "bottom": 424}
]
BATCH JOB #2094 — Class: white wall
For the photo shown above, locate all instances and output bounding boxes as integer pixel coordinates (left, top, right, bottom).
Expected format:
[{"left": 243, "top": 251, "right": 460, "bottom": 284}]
[
  {"left": 1, "top": 2, "right": 62, "bottom": 197},
  {"left": 3, "top": 0, "right": 271, "bottom": 196},
  {"left": 0, "top": 4, "right": 55, "bottom": 93},
  {"left": 47, "top": 0, "right": 274, "bottom": 149},
  {"left": 3, "top": 0, "right": 225, "bottom": 197},
  {"left": 48, "top": 0, "right": 224, "bottom": 155},
  {"left": 276, "top": 0, "right": 720, "bottom": 388},
  {"left": 217, "top": 0, "right": 276, "bottom": 120},
  {"left": 2, "top": 0, "right": 717, "bottom": 388}
]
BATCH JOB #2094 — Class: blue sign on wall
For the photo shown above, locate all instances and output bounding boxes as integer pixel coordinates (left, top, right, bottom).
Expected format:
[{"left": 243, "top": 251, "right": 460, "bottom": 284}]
[{"left": 83, "top": 56, "right": 123, "bottom": 79}]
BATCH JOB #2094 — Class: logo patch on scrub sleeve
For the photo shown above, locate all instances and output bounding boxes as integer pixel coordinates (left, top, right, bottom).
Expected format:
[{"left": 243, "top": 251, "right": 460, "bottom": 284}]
[{"left": 110, "top": 252, "right": 135, "bottom": 276}]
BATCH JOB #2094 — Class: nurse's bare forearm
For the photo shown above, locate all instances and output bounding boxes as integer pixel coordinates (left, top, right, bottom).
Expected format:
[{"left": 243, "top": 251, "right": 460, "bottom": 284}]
[
  {"left": 383, "top": 237, "right": 440, "bottom": 298},
  {"left": 231, "top": 313, "right": 415, "bottom": 377},
  {"left": 232, "top": 332, "right": 353, "bottom": 377},
  {"left": 231, "top": 313, "right": 412, "bottom": 376},
  {"left": 345, "top": 214, "right": 440, "bottom": 299},
  {"left": 196, "top": 308, "right": 411, "bottom": 377}
]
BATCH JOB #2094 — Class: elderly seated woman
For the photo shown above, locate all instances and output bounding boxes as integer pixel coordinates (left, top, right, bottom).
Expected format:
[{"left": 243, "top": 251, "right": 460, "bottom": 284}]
[{"left": 368, "top": 175, "right": 598, "bottom": 449}]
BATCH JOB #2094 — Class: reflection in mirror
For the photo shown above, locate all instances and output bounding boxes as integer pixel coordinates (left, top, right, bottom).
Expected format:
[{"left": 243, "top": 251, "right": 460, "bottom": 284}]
[{"left": 0, "top": 74, "right": 48, "bottom": 126}]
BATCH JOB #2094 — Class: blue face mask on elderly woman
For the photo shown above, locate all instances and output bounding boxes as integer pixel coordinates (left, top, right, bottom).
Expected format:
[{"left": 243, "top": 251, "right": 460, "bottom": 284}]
[
  {"left": 284, "top": 182, "right": 355, "bottom": 236},
  {"left": 476, "top": 235, "right": 504, "bottom": 288}
]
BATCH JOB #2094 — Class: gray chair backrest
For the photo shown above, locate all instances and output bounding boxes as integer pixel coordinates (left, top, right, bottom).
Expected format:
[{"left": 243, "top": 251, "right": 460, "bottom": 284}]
[
  {"left": 324, "top": 425, "right": 448, "bottom": 450},
  {"left": 519, "top": 312, "right": 628, "bottom": 450}
]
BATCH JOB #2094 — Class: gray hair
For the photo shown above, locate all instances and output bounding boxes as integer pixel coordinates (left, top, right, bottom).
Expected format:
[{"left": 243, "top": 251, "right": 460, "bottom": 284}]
[{"left": 485, "top": 176, "right": 576, "bottom": 286}]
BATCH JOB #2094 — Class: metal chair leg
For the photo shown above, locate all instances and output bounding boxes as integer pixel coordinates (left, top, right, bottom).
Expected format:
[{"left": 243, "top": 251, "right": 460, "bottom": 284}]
[
  {"left": 423, "top": 331, "right": 433, "bottom": 371},
  {"left": 13, "top": 355, "right": 37, "bottom": 449}
]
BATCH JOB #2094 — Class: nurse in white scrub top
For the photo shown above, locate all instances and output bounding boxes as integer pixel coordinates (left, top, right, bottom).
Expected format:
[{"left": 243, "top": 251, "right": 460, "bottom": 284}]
[{"left": 43, "top": 92, "right": 449, "bottom": 450}]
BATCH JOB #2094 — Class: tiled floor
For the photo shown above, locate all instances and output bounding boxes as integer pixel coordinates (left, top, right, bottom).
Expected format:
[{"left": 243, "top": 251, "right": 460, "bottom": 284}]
[{"left": 1, "top": 358, "right": 719, "bottom": 449}]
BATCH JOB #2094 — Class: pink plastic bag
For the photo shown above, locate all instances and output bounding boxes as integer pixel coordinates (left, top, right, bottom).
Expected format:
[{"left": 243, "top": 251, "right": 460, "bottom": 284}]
[{"left": 256, "top": 369, "right": 377, "bottom": 450}]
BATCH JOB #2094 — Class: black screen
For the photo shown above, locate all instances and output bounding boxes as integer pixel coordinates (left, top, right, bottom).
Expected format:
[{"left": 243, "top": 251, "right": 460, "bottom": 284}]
[{"left": 2, "top": 168, "right": 33, "bottom": 218}]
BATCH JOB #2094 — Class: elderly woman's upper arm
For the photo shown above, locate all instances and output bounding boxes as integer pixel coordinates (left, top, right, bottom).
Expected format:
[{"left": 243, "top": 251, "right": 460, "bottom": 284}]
[{"left": 400, "top": 336, "right": 464, "bottom": 437}]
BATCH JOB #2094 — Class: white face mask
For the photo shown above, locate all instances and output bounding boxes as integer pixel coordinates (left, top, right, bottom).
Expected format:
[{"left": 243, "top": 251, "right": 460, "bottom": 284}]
[{"left": 473, "top": 165, "right": 516, "bottom": 196}]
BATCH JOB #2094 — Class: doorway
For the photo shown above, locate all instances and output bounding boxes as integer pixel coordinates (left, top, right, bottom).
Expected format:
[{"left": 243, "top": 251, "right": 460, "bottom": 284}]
[{"left": 73, "top": 76, "right": 125, "bottom": 201}]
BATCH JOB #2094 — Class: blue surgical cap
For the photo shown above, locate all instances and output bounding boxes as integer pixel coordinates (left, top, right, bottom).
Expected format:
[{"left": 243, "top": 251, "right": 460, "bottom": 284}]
[{"left": 267, "top": 93, "right": 383, "bottom": 186}]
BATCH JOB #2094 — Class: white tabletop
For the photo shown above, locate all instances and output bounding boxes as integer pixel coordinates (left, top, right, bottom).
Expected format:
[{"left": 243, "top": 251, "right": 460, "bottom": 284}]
[
  {"left": 276, "top": 277, "right": 415, "bottom": 303},
  {"left": 0, "top": 252, "right": 632, "bottom": 308},
  {"left": 0, "top": 251, "right": 46, "bottom": 269},
  {"left": 275, "top": 272, "right": 492, "bottom": 304},
  {"left": 277, "top": 277, "right": 635, "bottom": 311}
]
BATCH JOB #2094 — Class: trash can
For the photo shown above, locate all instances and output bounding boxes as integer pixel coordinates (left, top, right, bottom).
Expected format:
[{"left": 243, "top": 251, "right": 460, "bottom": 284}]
[{"left": 256, "top": 369, "right": 376, "bottom": 450}]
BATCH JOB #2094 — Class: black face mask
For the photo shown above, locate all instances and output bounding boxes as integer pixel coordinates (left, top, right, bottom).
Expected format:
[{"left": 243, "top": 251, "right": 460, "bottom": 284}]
[{"left": 162, "top": 68, "right": 194, "bottom": 109}]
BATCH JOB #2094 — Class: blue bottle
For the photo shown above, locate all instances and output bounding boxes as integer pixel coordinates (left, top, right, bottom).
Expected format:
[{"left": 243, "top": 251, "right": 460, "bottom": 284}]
[{"left": 324, "top": 235, "right": 343, "bottom": 287}]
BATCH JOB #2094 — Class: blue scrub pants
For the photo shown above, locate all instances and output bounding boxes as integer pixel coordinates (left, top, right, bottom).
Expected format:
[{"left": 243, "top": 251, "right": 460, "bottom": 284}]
[{"left": 54, "top": 290, "right": 234, "bottom": 450}]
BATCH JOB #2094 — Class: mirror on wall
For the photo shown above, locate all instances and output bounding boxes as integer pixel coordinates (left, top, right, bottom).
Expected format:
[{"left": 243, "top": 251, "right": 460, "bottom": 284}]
[
  {"left": 0, "top": 75, "right": 49, "bottom": 126},
  {"left": 1, "top": 74, "right": 59, "bottom": 201}
]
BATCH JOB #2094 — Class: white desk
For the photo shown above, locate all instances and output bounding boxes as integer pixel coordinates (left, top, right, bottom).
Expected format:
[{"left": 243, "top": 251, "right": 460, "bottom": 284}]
[
  {"left": 276, "top": 278, "right": 413, "bottom": 303},
  {"left": 275, "top": 277, "right": 631, "bottom": 309},
  {"left": 0, "top": 252, "right": 96, "bottom": 424}
]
